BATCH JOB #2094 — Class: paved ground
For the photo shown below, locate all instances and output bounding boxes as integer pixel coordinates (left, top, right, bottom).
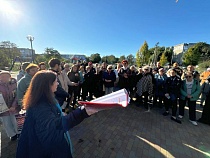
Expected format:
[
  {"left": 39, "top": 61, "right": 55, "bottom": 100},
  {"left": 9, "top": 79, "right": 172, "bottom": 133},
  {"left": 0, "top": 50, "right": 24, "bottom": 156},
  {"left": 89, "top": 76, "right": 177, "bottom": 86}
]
[{"left": 1, "top": 103, "right": 210, "bottom": 158}]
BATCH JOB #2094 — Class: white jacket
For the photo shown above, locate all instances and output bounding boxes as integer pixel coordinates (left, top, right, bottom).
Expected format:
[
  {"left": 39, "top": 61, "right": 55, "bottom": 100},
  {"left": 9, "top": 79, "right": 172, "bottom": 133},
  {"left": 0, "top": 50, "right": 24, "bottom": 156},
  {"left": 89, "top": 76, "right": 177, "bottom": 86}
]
[{"left": 58, "top": 70, "right": 74, "bottom": 93}]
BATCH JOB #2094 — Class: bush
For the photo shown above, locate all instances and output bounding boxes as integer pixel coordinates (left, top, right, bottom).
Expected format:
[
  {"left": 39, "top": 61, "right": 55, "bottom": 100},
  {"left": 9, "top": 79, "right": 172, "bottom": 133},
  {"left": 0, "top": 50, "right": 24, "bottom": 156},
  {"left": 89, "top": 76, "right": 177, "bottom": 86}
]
[{"left": 197, "top": 60, "right": 210, "bottom": 72}]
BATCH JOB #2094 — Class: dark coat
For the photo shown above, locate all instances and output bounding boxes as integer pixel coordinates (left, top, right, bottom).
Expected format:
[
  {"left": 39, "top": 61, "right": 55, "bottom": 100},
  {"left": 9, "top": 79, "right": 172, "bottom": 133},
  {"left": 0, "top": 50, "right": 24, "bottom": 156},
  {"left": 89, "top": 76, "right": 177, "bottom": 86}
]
[
  {"left": 129, "top": 71, "right": 138, "bottom": 89},
  {"left": 103, "top": 70, "right": 116, "bottom": 87},
  {"left": 198, "top": 94, "right": 210, "bottom": 125},
  {"left": 165, "top": 76, "right": 181, "bottom": 99},
  {"left": 16, "top": 98, "right": 89, "bottom": 158}
]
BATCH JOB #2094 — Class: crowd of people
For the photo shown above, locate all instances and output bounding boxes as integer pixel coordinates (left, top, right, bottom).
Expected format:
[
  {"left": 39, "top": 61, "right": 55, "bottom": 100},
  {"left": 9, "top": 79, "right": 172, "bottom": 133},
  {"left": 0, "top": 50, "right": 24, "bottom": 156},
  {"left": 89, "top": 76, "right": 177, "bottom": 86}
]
[{"left": 0, "top": 57, "right": 210, "bottom": 157}]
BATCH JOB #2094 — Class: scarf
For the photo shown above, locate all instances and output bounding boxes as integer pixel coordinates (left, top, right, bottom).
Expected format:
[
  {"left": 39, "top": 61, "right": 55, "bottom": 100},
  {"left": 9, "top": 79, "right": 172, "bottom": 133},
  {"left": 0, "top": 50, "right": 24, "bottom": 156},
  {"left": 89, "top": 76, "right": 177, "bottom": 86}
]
[{"left": 55, "top": 102, "right": 73, "bottom": 154}]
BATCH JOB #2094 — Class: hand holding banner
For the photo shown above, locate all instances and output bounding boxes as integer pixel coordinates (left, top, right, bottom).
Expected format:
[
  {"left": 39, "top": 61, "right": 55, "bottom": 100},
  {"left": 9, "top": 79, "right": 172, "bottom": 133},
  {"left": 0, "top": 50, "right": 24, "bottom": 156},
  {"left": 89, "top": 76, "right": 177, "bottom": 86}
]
[{"left": 78, "top": 89, "right": 129, "bottom": 112}]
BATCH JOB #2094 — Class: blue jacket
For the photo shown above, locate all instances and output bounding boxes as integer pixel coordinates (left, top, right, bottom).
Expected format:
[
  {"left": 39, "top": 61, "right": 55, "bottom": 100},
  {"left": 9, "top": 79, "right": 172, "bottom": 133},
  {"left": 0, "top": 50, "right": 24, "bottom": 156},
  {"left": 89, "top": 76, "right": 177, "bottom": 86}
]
[
  {"left": 154, "top": 74, "right": 167, "bottom": 96},
  {"left": 16, "top": 98, "right": 89, "bottom": 158}
]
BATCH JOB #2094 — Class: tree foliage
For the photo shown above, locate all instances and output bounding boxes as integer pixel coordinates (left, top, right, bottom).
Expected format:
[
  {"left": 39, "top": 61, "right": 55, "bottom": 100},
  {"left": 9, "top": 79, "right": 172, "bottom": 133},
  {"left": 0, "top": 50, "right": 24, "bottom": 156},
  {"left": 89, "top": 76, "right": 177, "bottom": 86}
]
[
  {"left": 119, "top": 55, "right": 126, "bottom": 63},
  {"left": 44, "top": 47, "right": 62, "bottom": 60},
  {"left": 159, "top": 52, "right": 168, "bottom": 66},
  {"left": 136, "top": 41, "right": 149, "bottom": 67},
  {"left": 183, "top": 47, "right": 200, "bottom": 66},
  {"left": 183, "top": 42, "right": 210, "bottom": 66},
  {"left": 90, "top": 53, "right": 101, "bottom": 63},
  {"left": 127, "top": 54, "right": 135, "bottom": 65},
  {"left": 0, "top": 41, "right": 21, "bottom": 68}
]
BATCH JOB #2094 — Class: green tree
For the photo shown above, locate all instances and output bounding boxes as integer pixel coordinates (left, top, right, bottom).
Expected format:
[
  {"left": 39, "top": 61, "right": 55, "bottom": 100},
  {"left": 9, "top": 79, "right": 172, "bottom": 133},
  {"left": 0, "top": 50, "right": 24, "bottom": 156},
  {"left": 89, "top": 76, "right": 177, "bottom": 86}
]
[
  {"left": 35, "top": 54, "right": 46, "bottom": 64},
  {"left": 127, "top": 54, "right": 135, "bottom": 65},
  {"left": 183, "top": 42, "right": 210, "bottom": 66},
  {"left": 44, "top": 47, "right": 62, "bottom": 60},
  {"left": 136, "top": 50, "right": 141, "bottom": 67},
  {"left": 0, "top": 41, "right": 21, "bottom": 68},
  {"left": 164, "top": 47, "right": 173, "bottom": 63},
  {"left": 140, "top": 41, "right": 149, "bottom": 64},
  {"left": 90, "top": 53, "right": 101, "bottom": 63},
  {"left": 107, "top": 55, "right": 117, "bottom": 64},
  {"left": 159, "top": 52, "right": 168, "bottom": 66},
  {"left": 136, "top": 41, "right": 149, "bottom": 67},
  {"left": 119, "top": 55, "right": 126, "bottom": 62},
  {"left": 183, "top": 47, "right": 200, "bottom": 66}
]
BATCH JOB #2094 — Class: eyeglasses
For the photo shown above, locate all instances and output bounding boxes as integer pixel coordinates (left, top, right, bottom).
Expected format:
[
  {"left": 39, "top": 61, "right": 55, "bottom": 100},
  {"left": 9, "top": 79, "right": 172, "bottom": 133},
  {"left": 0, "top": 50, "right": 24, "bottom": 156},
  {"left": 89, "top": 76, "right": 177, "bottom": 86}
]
[{"left": 186, "top": 76, "right": 192, "bottom": 78}]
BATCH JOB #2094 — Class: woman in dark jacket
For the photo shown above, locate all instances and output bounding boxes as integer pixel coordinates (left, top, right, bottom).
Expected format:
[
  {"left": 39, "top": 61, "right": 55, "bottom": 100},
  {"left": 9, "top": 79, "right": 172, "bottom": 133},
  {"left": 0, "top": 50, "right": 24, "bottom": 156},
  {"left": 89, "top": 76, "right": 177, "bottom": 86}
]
[
  {"left": 67, "top": 64, "right": 80, "bottom": 107},
  {"left": 198, "top": 77, "right": 210, "bottom": 125},
  {"left": 153, "top": 68, "right": 167, "bottom": 108},
  {"left": 103, "top": 65, "right": 116, "bottom": 95},
  {"left": 163, "top": 68, "right": 182, "bottom": 124},
  {"left": 16, "top": 71, "right": 95, "bottom": 158}
]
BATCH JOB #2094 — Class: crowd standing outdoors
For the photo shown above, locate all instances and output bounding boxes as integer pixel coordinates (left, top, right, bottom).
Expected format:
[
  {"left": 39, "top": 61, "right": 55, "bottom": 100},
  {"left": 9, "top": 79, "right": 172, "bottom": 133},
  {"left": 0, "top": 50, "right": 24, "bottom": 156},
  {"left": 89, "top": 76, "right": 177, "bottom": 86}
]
[{"left": 0, "top": 57, "right": 210, "bottom": 156}]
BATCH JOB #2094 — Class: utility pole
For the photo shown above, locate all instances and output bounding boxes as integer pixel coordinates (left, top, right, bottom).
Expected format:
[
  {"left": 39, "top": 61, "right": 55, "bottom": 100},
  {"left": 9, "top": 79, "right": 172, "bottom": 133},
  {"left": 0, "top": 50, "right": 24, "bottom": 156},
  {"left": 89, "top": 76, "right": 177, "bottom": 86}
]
[{"left": 27, "top": 35, "right": 35, "bottom": 63}]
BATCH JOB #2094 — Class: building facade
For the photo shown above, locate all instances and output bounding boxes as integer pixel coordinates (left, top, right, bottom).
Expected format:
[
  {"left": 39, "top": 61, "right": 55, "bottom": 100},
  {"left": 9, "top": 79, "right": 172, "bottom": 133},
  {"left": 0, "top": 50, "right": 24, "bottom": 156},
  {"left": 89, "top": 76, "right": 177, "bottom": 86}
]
[
  {"left": 18, "top": 48, "right": 35, "bottom": 61},
  {"left": 173, "top": 43, "right": 195, "bottom": 65}
]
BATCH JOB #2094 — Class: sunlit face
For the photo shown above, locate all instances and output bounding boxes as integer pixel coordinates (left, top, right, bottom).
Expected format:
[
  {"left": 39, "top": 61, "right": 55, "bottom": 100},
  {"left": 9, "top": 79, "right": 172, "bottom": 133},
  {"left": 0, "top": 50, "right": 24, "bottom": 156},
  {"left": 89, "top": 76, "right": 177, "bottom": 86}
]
[
  {"left": 187, "top": 66, "right": 194, "bottom": 72},
  {"left": 51, "top": 78, "right": 59, "bottom": 93},
  {"left": 138, "top": 68, "right": 142, "bottom": 73},
  {"left": 0, "top": 74, "right": 10, "bottom": 83},
  {"left": 107, "top": 67, "right": 112, "bottom": 71},
  {"left": 40, "top": 65, "right": 46, "bottom": 70},
  {"left": 143, "top": 68, "right": 149, "bottom": 73},
  {"left": 173, "top": 63, "right": 178, "bottom": 67},
  {"left": 80, "top": 67, "right": 84, "bottom": 72},
  {"left": 28, "top": 67, "right": 38, "bottom": 76},
  {"left": 185, "top": 74, "right": 193, "bottom": 82},
  {"left": 122, "top": 62, "right": 128, "bottom": 67},
  {"left": 130, "top": 66, "right": 135, "bottom": 71},
  {"left": 170, "top": 70, "right": 176, "bottom": 76},
  {"left": 159, "top": 70, "right": 164, "bottom": 75}
]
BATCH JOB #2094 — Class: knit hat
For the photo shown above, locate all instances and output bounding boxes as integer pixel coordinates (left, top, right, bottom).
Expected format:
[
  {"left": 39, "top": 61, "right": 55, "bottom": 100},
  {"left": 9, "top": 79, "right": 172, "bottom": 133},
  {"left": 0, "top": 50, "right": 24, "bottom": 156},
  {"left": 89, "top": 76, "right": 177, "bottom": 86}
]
[{"left": 25, "top": 64, "right": 38, "bottom": 73}]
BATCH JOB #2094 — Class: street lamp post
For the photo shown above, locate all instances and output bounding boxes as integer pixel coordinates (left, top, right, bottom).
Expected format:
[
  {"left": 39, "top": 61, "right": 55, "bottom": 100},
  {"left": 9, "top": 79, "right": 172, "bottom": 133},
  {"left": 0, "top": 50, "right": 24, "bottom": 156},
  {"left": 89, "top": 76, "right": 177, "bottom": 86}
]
[{"left": 27, "top": 35, "right": 35, "bottom": 63}]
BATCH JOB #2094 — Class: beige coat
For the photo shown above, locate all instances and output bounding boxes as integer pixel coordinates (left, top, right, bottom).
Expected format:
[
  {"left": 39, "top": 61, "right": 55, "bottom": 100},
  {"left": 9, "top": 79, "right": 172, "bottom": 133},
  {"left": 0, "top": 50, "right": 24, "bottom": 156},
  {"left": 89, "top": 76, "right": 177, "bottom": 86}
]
[{"left": 58, "top": 71, "right": 74, "bottom": 93}]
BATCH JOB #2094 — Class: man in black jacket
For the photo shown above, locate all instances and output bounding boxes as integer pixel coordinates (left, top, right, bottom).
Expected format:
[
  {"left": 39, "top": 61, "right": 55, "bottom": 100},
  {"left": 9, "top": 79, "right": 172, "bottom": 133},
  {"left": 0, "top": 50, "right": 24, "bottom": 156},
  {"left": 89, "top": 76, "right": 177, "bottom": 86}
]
[{"left": 48, "top": 58, "right": 70, "bottom": 106}]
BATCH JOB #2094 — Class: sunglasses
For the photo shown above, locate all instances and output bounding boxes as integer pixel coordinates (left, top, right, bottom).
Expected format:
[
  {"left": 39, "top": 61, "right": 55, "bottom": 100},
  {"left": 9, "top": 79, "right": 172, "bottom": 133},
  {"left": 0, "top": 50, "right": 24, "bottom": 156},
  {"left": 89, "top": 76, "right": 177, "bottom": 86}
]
[
  {"left": 186, "top": 76, "right": 192, "bottom": 78},
  {"left": 108, "top": 68, "right": 112, "bottom": 69}
]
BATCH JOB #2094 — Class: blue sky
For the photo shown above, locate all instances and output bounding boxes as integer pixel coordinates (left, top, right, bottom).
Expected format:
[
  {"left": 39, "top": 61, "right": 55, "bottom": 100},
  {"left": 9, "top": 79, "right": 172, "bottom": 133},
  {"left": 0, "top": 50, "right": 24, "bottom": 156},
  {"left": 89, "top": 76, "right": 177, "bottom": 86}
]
[{"left": 0, "top": 0, "right": 210, "bottom": 57}]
